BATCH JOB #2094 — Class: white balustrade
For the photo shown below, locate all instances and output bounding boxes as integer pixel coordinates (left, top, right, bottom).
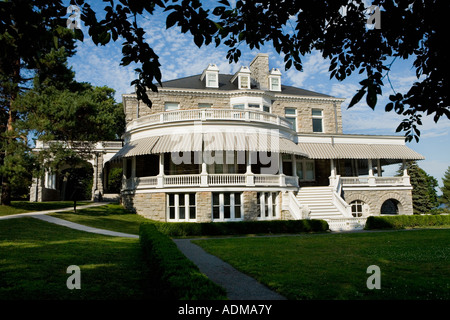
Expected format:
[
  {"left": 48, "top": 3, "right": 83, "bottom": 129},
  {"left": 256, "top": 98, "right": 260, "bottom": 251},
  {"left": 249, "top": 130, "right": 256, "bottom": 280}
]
[
  {"left": 127, "top": 108, "right": 292, "bottom": 130},
  {"left": 340, "top": 176, "right": 407, "bottom": 187}
]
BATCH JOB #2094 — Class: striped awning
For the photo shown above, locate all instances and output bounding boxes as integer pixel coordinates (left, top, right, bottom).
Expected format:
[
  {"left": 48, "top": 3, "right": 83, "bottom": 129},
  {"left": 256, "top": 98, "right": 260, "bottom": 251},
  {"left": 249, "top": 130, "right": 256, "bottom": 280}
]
[
  {"left": 298, "top": 143, "right": 424, "bottom": 160},
  {"left": 110, "top": 136, "right": 160, "bottom": 159},
  {"left": 112, "top": 132, "right": 308, "bottom": 158}
]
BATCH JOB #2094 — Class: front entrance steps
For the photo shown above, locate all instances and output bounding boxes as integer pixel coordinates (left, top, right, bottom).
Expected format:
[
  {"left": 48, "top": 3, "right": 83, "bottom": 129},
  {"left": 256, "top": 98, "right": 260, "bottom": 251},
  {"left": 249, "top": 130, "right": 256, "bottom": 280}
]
[{"left": 296, "top": 186, "right": 344, "bottom": 219}]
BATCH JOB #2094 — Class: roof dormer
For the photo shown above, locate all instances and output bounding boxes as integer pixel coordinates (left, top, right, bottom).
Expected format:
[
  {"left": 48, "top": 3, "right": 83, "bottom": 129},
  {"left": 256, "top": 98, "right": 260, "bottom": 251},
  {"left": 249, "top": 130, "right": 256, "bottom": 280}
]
[
  {"left": 200, "top": 64, "right": 219, "bottom": 88},
  {"left": 269, "top": 68, "right": 282, "bottom": 92},
  {"left": 230, "top": 66, "right": 252, "bottom": 90}
]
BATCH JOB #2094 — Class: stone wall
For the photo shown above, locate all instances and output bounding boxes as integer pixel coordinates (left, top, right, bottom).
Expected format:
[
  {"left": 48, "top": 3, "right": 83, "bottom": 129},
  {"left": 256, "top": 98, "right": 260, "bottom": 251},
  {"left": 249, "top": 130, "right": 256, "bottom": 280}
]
[
  {"left": 122, "top": 192, "right": 166, "bottom": 221},
  {"left": 196, "top": 191, "right": 212, "bottom": 222},
  {"left": 343, "top": 189, "right": 414, "bottom": 216}
]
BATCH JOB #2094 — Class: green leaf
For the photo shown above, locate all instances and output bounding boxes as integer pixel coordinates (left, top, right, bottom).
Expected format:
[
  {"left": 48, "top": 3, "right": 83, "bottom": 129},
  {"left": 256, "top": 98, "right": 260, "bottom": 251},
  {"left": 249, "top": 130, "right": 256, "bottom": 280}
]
[{"left": 348, "top": 88, "right": 366, "bottom": 108}]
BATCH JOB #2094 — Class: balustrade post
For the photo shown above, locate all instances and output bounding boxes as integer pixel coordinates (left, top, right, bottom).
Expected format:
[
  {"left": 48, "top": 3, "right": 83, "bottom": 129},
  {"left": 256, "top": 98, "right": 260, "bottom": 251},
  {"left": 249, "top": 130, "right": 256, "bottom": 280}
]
[
  {"left": 368, "top": 159, "right": 376, "bottom": 186},
  {"left": 157, "top": 153, "right": 164, "bottom": 188}
]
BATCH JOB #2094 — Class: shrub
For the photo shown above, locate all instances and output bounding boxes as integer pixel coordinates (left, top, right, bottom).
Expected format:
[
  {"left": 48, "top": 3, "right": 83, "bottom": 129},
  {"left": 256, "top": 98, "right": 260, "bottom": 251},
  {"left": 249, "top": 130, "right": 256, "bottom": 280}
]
[
  {"left": 365, "top": 214, "right": 450, "bottom": 230},
  {"left": 152, "top": 219, "right": 329, "bottom": 237},
  {"left": 139, "top": 223, "right": 227, "bottom": 300}
]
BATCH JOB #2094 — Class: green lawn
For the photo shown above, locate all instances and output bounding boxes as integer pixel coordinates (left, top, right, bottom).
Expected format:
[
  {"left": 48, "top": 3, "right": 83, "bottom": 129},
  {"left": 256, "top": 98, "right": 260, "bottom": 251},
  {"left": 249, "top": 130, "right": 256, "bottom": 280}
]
[
  {"left": 0, "top": 201, "right": 91, "bottom": 216},
  {"left": 0, "top": 217, "right": 149, "bottom": 300},
  {"left": 193, "top": 230, "right": 450, "bottom": 300}
]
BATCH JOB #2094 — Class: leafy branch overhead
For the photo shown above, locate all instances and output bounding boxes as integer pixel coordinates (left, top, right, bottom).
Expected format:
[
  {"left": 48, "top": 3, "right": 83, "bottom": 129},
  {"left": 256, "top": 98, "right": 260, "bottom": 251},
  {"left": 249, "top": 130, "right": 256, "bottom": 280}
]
[{"left": 5, "top": 0, "right": 447, "bottom": 143}]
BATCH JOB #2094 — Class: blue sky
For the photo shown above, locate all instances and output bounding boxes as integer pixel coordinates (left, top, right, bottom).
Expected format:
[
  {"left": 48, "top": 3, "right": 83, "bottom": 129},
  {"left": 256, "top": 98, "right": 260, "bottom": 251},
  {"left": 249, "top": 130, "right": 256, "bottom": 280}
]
[{"left": 66, "top": 2, "right": 449, "bottom": 191}]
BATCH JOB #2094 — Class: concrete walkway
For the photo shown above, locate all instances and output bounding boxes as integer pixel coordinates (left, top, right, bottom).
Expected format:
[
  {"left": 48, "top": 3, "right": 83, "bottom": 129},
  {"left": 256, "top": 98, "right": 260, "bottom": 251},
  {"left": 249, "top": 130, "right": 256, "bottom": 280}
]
[
  {"left": 174, "top": 239, "right": 286, "bottom": 300},
  {"left": 1, "top": 204, "right": 285, "bottom": 299}
]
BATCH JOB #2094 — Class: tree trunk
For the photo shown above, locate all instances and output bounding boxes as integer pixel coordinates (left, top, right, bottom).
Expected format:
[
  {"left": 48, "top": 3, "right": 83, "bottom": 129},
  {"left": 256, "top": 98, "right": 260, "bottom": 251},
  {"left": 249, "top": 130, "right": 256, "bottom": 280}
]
[{"left": 1, "top": 59, "right": 20, "bottom": 206}]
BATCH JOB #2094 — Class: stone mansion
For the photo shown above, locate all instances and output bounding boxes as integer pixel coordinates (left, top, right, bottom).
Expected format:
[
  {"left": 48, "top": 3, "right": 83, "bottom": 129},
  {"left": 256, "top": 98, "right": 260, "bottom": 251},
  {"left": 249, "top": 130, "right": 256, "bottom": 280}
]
[{"left": 30, "top": 54, "right": 424, "bottom": 230}]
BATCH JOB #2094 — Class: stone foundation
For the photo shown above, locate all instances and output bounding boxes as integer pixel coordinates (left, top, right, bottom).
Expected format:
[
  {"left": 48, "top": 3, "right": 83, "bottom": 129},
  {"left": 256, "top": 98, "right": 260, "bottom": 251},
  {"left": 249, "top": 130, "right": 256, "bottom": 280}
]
[{"left": 343, "top": 189, "right": 413, "bottom": 216}]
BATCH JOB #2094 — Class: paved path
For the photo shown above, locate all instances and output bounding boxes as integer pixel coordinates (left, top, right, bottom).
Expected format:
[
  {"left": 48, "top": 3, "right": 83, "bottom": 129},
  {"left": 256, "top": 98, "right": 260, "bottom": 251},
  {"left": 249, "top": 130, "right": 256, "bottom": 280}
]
[
  {"left": 174, "top": 239, "right": 286, "bottom": 300},
  {"left": 1, "top": 204, "right": 285, "bottom": 299}
]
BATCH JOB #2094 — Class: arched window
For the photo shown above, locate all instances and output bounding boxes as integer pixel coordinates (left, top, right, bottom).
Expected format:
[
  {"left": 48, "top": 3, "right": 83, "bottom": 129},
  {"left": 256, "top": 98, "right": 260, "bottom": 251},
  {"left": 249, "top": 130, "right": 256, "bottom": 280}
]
[
  {"left": 350, "top": 200, "right": 365, "bottom": 217},
  {"left": 381, "top": 199, "right": 400, "bottom": 215}
]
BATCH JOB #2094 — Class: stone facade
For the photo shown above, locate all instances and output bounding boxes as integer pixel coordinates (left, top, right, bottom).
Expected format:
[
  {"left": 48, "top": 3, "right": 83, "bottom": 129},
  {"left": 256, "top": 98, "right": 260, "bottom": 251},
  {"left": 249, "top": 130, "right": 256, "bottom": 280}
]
[
  {"left": 196, "top": 191, "right": 212, "bottom": 222},
  {"left": 343, "top": 189, "right": 414, "bottom": 216}
]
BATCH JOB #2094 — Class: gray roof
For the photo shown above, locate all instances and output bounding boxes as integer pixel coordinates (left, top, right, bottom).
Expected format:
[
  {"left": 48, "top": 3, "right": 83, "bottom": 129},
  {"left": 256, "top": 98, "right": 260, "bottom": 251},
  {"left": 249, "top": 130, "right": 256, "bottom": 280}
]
[{"left": 158, "top": 74, "right": 334, "bottom": 98}]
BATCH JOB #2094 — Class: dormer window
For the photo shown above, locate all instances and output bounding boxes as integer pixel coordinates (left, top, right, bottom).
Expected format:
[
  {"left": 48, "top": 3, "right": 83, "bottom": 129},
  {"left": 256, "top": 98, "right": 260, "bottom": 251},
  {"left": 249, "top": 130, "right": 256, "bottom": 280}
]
[
  {"left": 201, "top": 64, "right": 219, "bottom": 88},
  {"left": 239, "top": 75, "right": 250, "bottom": 89},
  {"left": 269, "top": 68, "right": 282, "bottom": 92},
  {"left": 231, "top": 66, "right": 252, "bottom": 90}
]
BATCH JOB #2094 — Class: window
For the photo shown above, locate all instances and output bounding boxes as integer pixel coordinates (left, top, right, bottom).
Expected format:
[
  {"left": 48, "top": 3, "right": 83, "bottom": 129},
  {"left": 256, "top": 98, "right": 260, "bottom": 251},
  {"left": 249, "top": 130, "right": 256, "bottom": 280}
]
[
  {"left": 270, "top": 77, "right": 281, "bottom": 91},
  {"left": 207, "top": 73, "right": 218, "bottom": 88},
  {"left": 257, "top": 192, "right": 278, "bottom": 219},
  {"left": 198, "top": 103, "right": 212, "bottom": 108},
  {"left": 239, "top": 75, "right": 250, "bottom": 89},
  {"left": 312, "top": 109, "right": 323, "bottom": 132},
  {"left": 248, "top": 104, "right": 260, "bottom": 109},
  {"left": 233, "top": 104, "right": 245, "bottom": 110},
  {"left": 167, "top": 193, "right": 196, "bottom": 221},
  {"left": 296, "top": 160, "right": 315, "bottom": 181},
  {"left": 285, "top": 108, "right": 297, "bottom": 131},
  {"left": 263, "top": 105, "right": 270, "bottom": 113},
  {"left": 212, "top": 192, "right": 242, "bottom": 221},
  {"left": 351, "top": 200, "right": 364, "bottom": 217},
  {"left": 165, "top": 102, "right": 179, "bottom": 111}
]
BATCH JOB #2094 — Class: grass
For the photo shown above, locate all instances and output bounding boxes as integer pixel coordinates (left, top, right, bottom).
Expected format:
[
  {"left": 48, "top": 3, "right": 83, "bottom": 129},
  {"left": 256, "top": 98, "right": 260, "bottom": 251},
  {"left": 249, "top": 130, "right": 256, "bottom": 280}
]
[
  {"left": 193, "top": 230, "right": 450, "bottom": 300},
  {"left": 0, "top": 201, "right": 91, "bottom": 216},
  {"left": 0, "top": 217, "right": 148, "bottom": 300},
  {"left": 49, "top": 204, "right": 150, "bottom": 235}
]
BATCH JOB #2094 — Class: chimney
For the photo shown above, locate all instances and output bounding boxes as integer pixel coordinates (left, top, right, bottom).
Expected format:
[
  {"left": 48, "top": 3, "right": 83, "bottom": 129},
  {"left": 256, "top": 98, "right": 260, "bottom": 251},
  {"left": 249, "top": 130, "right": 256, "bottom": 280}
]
[{"left": 249, "top": 53, "right": 269, "bottom": 90}]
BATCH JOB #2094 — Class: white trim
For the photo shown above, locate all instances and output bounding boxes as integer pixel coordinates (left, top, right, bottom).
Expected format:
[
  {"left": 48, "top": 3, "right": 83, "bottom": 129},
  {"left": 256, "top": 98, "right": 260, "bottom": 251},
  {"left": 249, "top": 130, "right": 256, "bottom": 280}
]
[{"left": 212, "top": 192, "right": 243, "bottom": 221}]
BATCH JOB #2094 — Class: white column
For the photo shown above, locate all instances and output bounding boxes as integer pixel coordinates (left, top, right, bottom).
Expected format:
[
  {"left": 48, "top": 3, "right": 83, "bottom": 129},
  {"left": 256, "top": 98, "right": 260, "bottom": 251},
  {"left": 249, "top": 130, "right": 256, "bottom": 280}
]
[
  {"left": 368, "top": 159, "right": 376, "bottom": 186},
  {"left": 402, "top": 160, "right": 410, "bottom": 185},
  {"left": 246, "top": 151, "right": 254, "bottom": 186},
  {"left": 200, "top": 152, "right": 208, "bottom": 187},
  {"left": 157, "top": 153, "right": 164, "bottom": 188},
  {"left": 279, "top": 153, "right": 286, "bottom": 186},
  {"left": 329, "top": 159, "right": 336, "bottom": 187}
]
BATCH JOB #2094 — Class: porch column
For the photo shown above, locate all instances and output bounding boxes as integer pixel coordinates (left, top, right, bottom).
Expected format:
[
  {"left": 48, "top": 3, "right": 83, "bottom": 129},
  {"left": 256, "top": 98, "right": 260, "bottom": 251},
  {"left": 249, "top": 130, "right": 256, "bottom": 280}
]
[
  {"left": 131, "top": 156, "right": 136, "bottom": 189},
  {"left": 245, "top": 151, "right": 255, "bottom": 186},
  {"left": 292, "top": 155, "right": 298, "bottom": 187},
  {"left": 329, "top": 159, "right": 337, "bottom": 187},
  {"left": 157, "top": 153, "right": 164, "bottom": 188},
  {"left": 368, "top": 159, "right": 376, "bottom": 186},
  {"left": 402, "top": 159, "right": 411, "bottom": 185},
  {"left": 200, "top": 152, "right": 208, "bottom": 187},
  {"left": 279, "top": 153, "right": 286, "bottom": 187}
]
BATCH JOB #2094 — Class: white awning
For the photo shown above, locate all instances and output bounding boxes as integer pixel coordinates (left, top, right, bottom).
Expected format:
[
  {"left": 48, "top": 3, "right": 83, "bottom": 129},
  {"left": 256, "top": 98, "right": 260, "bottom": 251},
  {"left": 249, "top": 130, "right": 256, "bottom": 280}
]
[
  {"left": 298, "top": 143, "right": 424, "bottom": 160},
  {"left": 113, "top": 133, "right": 308, "bottom": 158}
]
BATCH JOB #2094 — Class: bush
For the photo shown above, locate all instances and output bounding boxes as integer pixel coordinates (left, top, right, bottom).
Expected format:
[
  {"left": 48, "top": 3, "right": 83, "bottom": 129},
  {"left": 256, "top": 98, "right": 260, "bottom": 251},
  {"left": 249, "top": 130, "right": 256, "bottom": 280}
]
[
  {"left": 152, "top": 219, "right": 329, "bottom": 237},
  {"left": 365, "top": 214, "right": 450, "bottom": 230},
  {"left": 139, "top": 223, "right": 227, "bottom": 300}
]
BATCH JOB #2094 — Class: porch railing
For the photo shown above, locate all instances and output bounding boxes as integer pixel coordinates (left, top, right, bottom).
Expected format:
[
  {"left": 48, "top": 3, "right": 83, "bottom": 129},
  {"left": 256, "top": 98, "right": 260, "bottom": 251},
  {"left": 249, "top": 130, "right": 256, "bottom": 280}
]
[
  {"left": 123, "top": 173, "right": 299, "bottom": 190},
  {"left": 127, "top": 108, "right": 293, "bottom": 131},
  {"left": 340, "top": 176, "right": 410, "bottom": 187}
]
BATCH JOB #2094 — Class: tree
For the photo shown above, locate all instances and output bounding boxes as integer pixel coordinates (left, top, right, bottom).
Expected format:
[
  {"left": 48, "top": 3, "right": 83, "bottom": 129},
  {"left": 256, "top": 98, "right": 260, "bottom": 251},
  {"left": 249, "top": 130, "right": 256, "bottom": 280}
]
[
  {"left": 440, "top": 166, "right": 450, "bottom": 207},
  {"left": 0, "top": 0, "right": 76, "bottom": 204},
  {"left": 398, "top": 161, "right": 439, "bottom": 214}
]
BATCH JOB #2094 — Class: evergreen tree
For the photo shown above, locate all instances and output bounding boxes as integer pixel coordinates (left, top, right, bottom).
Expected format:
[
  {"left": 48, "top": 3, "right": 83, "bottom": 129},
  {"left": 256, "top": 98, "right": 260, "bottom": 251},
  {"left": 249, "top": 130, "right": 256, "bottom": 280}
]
[
  {"left": 398, "top": 161, "right": 439, "bottom": 214},
  {"left": 440, "top": 166, "right": 450, "bottom": 207}
]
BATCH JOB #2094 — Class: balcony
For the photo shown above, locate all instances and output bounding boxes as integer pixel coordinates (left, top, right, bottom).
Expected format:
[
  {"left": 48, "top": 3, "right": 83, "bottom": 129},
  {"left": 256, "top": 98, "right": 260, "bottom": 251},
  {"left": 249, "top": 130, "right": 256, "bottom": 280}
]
[
  {"left": 126, "top": 108, "right": 294, "bottom": 131},
  {"left": 340, "top": 176, "right": 411, "bottom": 188},
  {"left": 122, "top": 173, "right": 298, "bottom": 190}
]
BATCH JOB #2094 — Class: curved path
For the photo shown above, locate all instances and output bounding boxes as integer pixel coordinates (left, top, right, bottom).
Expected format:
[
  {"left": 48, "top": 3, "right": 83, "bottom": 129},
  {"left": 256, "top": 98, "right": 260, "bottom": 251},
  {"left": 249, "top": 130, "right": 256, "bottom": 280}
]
[{"left": 0, "top": 203, "right": 285, "bottom": 300}]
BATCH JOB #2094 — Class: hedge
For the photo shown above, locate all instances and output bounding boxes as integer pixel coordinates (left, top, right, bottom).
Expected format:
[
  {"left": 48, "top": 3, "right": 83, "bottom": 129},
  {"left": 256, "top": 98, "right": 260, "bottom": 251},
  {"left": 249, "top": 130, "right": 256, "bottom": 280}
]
[
  {"left": 365, "top": 214, "right": 450, "bottom": 230},
  {"left": 139, "top": 223, "right": 227, "bottom": 300},
  {"left": 152, "top": 219, "right": 329, "bottom": 237}
]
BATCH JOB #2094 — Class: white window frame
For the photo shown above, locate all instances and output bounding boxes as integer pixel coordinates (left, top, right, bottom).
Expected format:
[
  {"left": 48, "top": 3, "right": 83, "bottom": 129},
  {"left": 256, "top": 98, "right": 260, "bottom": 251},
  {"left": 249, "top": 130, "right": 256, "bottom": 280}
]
[
  {"left": 239, "top": 75, "right": 250, "bottom": 89},
  {"left": 312, "top": 108, "right": 324, "bottom": 133},
  {"left": 212, "top": 192, "right": 243, "bottom": 221},
  {"left": 351, "top": 200, "right": 364, "bottom": 217},
  {"left": 165, "top": 102, "right": 179, "bottom": 111},
  {"left": 167, "top": 193, "right": 197, "bottom": 222},
  {"left": 257, "top": 192, "right": 279, "bottom": 220},
  {"left": 269, "top": 76, "right": 281, "bottom": 91},
  {"left": 285, "top": 107, "right": 297, "bottom": 131},
  {"left": 206, "top": 72, "right": 218, "bottom": 88}
]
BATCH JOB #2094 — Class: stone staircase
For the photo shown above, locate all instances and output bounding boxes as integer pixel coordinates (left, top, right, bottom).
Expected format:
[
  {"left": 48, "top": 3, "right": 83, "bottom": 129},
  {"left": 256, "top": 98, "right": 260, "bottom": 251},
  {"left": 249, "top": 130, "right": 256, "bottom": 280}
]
[{"left": 296, "top": 186, "right": 347, "bottom": 220}]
